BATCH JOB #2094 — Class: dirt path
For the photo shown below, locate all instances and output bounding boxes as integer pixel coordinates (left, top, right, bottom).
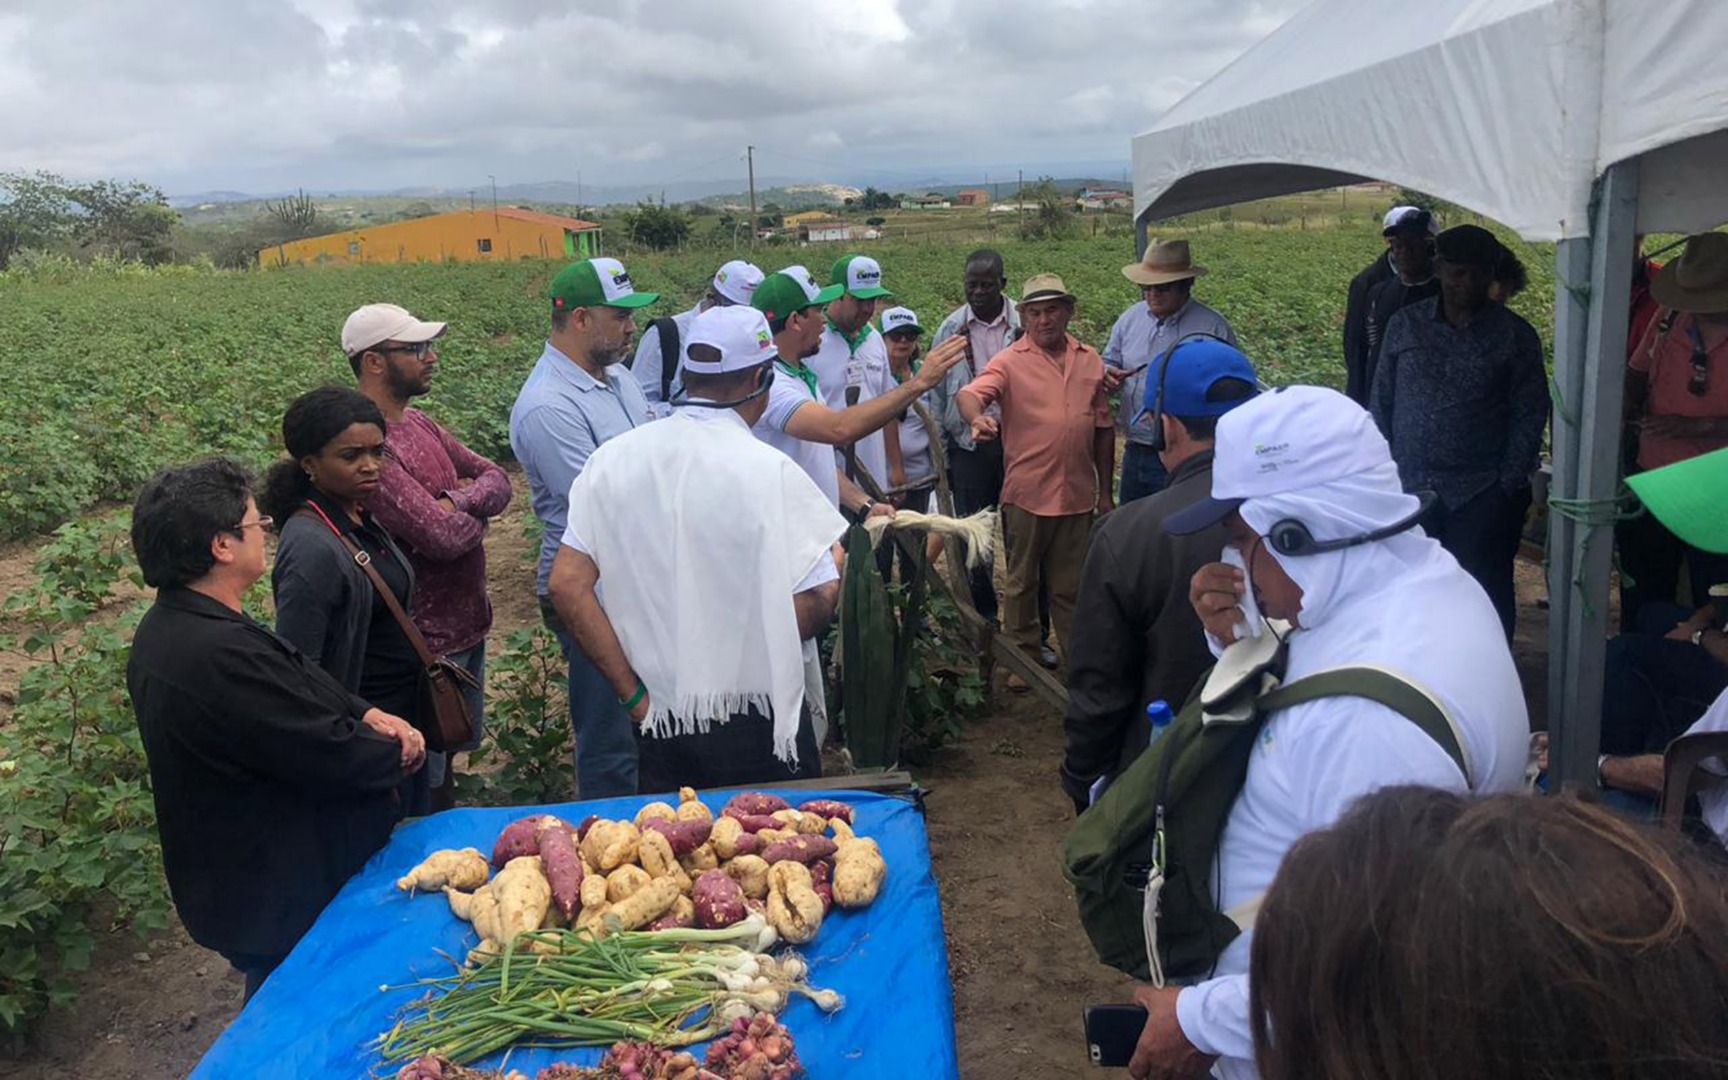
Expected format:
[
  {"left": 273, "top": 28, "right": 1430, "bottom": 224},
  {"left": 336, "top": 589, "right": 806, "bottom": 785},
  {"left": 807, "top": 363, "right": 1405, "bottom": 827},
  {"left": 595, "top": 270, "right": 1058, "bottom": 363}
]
[{"left": 0, "top": 472, "right": 1556, "bottom": 1079}]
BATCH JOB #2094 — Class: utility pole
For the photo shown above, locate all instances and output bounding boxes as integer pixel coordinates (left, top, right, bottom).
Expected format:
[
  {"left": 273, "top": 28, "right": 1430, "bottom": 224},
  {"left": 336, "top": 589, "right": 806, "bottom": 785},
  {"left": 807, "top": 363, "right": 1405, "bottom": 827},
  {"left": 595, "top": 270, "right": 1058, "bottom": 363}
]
[
  {"left": 488, "top": 174, "right": 498, "bottom": 229},
  {"left": 1017, "top": 169, "right": 1024, "bottom": 230},
  {"left": 577, "top": 169, "right": 583, "bottom": 212},
  {"left": 469, "top": 190, "right": 475, "bottom": 212},
  {"left": 747, "top": 145, "right": 758, "bottom": 249}
]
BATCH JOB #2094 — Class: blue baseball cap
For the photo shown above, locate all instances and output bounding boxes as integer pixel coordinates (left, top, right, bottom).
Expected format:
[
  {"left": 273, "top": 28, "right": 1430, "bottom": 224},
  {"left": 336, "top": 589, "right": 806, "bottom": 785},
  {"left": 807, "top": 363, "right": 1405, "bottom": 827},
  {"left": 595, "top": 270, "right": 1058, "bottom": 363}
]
[{"left": 1132, "top": 337, "right": 1259, "bottom": 427}]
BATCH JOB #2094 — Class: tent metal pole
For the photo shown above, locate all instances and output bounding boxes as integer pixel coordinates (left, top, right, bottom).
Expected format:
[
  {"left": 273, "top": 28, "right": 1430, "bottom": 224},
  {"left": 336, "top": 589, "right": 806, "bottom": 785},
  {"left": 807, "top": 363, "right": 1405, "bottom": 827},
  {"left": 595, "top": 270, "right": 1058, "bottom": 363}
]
[
  {"left": 1548, "top": 159, "right": 1640, "bottom": 790},
  {"left": 1547, "top": 234, "right": 1587, "bottom": 779},
  {"left": 1134, "top": 211, "right": 1149, "bottom": 260}
]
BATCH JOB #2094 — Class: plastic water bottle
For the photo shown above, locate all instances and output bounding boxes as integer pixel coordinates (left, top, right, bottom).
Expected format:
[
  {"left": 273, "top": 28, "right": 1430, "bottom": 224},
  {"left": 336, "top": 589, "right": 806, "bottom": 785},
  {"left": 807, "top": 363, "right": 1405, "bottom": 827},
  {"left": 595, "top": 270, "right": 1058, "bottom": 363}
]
[
  {"left": 1087, "top": 700, "right": 1177, "bottom": 807},
  {"left": 1146, "top": 700, "right": 1175, "bottom": 748}
]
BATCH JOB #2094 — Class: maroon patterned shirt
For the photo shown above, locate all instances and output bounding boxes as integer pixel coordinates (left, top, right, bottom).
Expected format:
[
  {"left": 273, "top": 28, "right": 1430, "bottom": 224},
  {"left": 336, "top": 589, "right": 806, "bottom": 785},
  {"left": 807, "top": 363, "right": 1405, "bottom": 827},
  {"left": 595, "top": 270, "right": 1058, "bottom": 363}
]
[{"left": 368, "top": 409, "right": 512, "bottom": 654}]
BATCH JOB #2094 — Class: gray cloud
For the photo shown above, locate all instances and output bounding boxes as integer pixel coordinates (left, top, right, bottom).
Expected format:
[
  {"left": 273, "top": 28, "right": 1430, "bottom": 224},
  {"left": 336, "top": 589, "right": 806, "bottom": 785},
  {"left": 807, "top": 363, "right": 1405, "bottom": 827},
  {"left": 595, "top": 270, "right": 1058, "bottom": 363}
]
[{"left": 0, "top": 0, "right": 1304, "bottom": 194}]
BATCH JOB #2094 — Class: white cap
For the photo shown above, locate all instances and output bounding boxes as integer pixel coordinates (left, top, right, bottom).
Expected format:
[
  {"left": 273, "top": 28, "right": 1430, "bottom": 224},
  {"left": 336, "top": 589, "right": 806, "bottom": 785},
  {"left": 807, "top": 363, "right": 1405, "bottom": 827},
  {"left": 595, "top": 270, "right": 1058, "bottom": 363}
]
[
  {"left": 1164, "top": 386, "right": 1396, "bottom": 534},
  {"left": 712, "top": 260, "right": 764, "bottom": 306},
  {"left": 880, "top": 306, "right": 923, "bottom": 335},
  {"left": 681, "top": 305, "right": 777, "bottom": 374},
  {"left": 1382, "top": 205, "right": 1420, "bottom": 230},
  {"left": 340, "top": 303, "right": 447, "bottom": 357}
]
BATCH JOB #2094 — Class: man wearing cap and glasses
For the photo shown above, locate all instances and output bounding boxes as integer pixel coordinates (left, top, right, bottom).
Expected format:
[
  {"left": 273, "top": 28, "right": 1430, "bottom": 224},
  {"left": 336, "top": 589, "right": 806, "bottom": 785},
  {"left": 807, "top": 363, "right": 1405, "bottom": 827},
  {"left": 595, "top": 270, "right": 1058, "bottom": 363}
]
[
  {"left": 510, "top": 257, "right": 658, "bottom": 798},
  {"left": 749, "top": 266, "right": 965, "bottom": 518},
  {"left": 957, "top": 273, "right": 1120, "bottom": 679},
  {"left": 1343, "top": 206, "right": 1420, "bottom": 403},
  {"left": 1619, "top": 232, "right": 1728, "bottom": 631},
  {"left": 1060, "top": 338, "right": 1258, "bottom": 814},
  {"left": 549, "top": 306, "right": 846, "bottom": 790},
  {"left": 1126, "top": 386, "right": 1529, "bottom": 1080},
  {"left": 1371, "top": 224, "right": 1548, "bottom": 642},
  {"left": 1355, "top": 207, "right": 1441, "bottom": 403},
  {"left": 632, "top": 258, "right": 764, "bottom": 418},
  {"left": 879, "top": 306, "right": 939, "bottom": 515},
  {"left": 345, "top": 303, "right": 512, "bottom": 809},
  {"left": 808, "top": 255, "right": 906, "bottom": 496},
  {"left": 1108, "top": 240, "right": 1238, "bottom": 504}
]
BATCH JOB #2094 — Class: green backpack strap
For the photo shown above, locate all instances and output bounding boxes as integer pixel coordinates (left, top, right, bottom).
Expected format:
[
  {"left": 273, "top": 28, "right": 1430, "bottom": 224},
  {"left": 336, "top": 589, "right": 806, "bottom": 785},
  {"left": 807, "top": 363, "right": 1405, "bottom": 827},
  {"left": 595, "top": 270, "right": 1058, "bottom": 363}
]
[{"left": 1255, "top": 666, "right": 1473, "bottom": 785}]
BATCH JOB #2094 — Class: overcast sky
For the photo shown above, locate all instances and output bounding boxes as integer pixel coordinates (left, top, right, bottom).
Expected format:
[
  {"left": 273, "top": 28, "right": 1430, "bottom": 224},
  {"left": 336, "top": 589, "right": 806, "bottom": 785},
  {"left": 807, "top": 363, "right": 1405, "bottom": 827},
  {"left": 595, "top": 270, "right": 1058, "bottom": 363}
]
[{"left": 0, "top": 0, "right": 1304, "bottom": 196}]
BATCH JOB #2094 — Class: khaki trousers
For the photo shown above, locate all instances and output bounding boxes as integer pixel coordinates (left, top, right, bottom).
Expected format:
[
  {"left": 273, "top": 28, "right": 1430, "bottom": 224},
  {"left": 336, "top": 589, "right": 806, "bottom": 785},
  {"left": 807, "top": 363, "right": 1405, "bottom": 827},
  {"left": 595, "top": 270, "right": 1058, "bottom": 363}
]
[{"left": 1001, "top": 504, "right": 1092, "bottom": 661}]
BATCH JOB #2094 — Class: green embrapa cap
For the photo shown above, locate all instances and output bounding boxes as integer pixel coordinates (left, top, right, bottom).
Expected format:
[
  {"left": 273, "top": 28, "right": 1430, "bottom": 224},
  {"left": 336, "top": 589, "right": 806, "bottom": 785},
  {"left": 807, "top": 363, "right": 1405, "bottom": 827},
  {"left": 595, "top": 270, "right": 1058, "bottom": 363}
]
[
  {"left": 751, "top": 265, "right": 844, "bottom": 324},
  {"left": 550, "top": 257, "right": 659, "bottom": 311},
  {"left": 830, "top": 254, "right": 894, "bottom": 299},
  {"left": 1626, "top": 447, "right": 1728, "bottom": 555}
]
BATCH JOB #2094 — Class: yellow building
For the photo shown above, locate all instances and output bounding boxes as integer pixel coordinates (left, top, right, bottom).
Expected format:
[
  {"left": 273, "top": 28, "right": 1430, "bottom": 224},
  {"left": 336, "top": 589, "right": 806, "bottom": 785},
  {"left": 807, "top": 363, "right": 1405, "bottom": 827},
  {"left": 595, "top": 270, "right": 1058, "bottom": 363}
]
[
  {"left": 783, "top": 210, "right": 833, "bottom": 227},
  {"left": 260, "top": 208, "right": 602, "bottom": 268}
]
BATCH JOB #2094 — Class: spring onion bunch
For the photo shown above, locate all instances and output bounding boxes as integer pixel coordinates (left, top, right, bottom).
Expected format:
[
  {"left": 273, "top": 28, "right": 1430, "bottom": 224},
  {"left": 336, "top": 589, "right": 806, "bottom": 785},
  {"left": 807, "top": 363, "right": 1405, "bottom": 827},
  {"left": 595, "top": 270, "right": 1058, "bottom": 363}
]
[{"left": 373, "top": 914, "right": 842, "bottom": 1066}]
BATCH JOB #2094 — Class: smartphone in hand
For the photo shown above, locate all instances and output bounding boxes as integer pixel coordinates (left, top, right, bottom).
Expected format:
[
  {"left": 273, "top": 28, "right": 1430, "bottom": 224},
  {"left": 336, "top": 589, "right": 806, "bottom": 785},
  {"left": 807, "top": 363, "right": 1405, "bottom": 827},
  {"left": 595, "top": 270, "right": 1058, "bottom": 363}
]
[{"left": 1083, "top": 1003, "right": 1149, "bottom": 1067}]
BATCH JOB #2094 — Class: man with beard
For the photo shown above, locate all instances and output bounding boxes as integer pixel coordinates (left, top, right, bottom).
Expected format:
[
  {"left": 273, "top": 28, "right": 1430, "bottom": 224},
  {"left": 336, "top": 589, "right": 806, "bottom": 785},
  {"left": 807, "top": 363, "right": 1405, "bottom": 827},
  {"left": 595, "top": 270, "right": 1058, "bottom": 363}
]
[
  {"left": 510, "top": 257, "right": 658, "bottom": 798},
  {"left": 348, "top": 303, "right": 511, "bottom": 809}
]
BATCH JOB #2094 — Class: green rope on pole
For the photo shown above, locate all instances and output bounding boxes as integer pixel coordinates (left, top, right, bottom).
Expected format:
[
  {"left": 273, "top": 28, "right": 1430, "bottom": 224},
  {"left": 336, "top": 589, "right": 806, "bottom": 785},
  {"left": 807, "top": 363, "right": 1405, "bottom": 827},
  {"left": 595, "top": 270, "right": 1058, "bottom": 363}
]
[{"left": 1546, "top": 373, "right": 1580, "bottom": 429}]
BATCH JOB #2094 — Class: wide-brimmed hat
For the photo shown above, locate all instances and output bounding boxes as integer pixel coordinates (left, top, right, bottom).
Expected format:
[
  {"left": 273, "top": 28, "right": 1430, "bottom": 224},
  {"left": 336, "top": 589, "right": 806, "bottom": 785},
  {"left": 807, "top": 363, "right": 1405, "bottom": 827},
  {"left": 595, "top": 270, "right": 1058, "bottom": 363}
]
[
  {"left": 1626, "top": 447, "right": 1728, "bottom": 554},
  {"left": 1650, "top": 233, "right": 1728, "bottom": 315},
  {"left": 1122, "top": 239, "right": 1208, "bottom": 287},
  {"left": 1020, "top": 273, "right": 1076, "bottom": 306}
]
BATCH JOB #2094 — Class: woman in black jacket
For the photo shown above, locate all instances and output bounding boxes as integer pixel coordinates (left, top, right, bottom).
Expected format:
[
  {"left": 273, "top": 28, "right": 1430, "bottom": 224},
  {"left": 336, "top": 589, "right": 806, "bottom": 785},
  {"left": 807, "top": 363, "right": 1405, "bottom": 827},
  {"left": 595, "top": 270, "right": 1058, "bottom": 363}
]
[
  {"left": 260, "top": 386, "right": 431, "bottom": 816},
  {"left": 127, "top": 457, "right": 422, "bottom": 1001}
]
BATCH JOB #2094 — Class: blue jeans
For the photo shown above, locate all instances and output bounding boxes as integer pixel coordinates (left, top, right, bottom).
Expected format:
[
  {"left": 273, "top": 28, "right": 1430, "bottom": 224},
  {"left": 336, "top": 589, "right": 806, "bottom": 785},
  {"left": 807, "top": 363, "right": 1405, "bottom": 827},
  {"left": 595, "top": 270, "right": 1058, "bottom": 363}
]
[
  {"left": 428, "top": 641, "right": 488, "bottom": 789},
  {"left": 555, "top": 628, "right": 640, "bottom": 799},
  {"left": 1119, "top": 442, "right": 1170, "bottom": 505}
]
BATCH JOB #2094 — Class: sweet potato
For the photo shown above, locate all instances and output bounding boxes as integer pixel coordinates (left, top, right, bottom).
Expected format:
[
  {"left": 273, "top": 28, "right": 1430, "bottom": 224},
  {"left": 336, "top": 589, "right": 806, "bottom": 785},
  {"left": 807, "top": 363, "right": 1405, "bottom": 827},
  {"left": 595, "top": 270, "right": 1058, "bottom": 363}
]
[
  {"left": 634, "top": 801, "right": 678, "bottom": 827},
  {"left": 721, "top": 808, "right": 781, "bottom": 833},
  {"left": 575, "top": 814, "right": 601, "bottom": 841},
  {"left": 832, "top": 837, "right": 887, "bottom": 909},
  {"left": 828, "top": 817, "right": 856, "bottom": 842},
  {"left": 676, "top": 786, "right": 714, "bottom": 823},
  {"left": 799, "top": 799, "right": 854, "bottom": 824},
  {"left": 721, "top": 854, "right": 771, "bottom": 900},
  {"left": 534, "top": 822, "right": 585, "bottom": 920},
  {"left": 762, "top": 834, "right": 838, "bottom": 865},
  {"left": 692, "top": 869, "right": 748, "bottom": 929},
  {"left": 724, "top": 792, "right": 792, "bottom": 817},
  {"left": 397, "top": 848, "right": 490, "bottom": 893},
  {"left": 492, "top": 856, "right": 553, "bottom": 940},
  {"left": 765, "top": 861, "right": 824, "bottom": 944},
  {"left": 606, "top": 864, "right": 653, "bottom": 904},
  {"left": 710, "top": 816, "right": 746, "bottom": 860},
  {"left": 604, "top": 875, "right": 682, "bottom": 932},
  {"left": 466, "top": 884, "right": 504, "bottom": 943},
  {"left": 581, "top": 820, "right": 641, "bottom": 871},
  {"left": 444, "top": 886, "right": 476, "bottom": 921},
  {"left": 580, "top": 869, "right": 609, "bottom": 911},
  {"left": 490, "top": 816, "right": 549, "bottom": 867},
  {"left": 755, "top": 827, "right": 794, "bottom": 844},
  {"left": 642, "top": 816, "right": 713, "bottom": 856},
  {"left": 810, "top": 859, "right": 835, "bottom": 915},
  {"left": 637, "top": 829, "right": 692, "bottom": 892},
  {"left": 679, "top": 842, "right": 720, "bottom": 875},
  {"left": 646, "top": 895, "right": 696, "bottom": 932}
]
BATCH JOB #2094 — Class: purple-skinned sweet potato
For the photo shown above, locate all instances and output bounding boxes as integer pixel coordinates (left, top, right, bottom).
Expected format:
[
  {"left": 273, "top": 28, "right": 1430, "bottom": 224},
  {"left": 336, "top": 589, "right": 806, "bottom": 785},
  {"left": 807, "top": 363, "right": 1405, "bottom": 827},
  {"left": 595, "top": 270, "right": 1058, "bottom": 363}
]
[
  {"left": 535, "top": 820, "right": 584, "bottom": 920},
  {"left": 641, "top": 816, "right": 712, "bottom": 856},
  {"left": 692, "top": 869, "right": 748, "bottom": 929},
  {"left": 798, "top": 799, "right": 854, "bottom": 824},
  {"left": 723, "top": 791, "right": 791, "bottom": 817},
  {"left": 810, "top": 859, "right": 835, "bottom": 915},
  {"left": 721, "top": 808, "right": 781, "bottom": 833},
  {"left": 761, "top": 834, "right": 838, "bottom": 865},
  {"left": 574, "top": 814, "right": 601, "bottom": 841},
  {"left": 490, "top": 816, "right": 547, "bottom": 867}
]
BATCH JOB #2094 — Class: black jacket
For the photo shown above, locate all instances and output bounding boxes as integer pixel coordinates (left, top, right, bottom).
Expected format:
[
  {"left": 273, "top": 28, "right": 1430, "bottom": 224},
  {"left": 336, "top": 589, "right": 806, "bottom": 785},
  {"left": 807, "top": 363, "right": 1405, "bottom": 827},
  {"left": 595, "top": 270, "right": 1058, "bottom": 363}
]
[
  {"left": 127, "top": 587, "right": 404, "bottom": 957},
  {"left": 1344, "top": 251, "right": 1395, "bottom": 405},
  {"left": 1061, "top": 452, "right": 1227, "bottom": 809}
]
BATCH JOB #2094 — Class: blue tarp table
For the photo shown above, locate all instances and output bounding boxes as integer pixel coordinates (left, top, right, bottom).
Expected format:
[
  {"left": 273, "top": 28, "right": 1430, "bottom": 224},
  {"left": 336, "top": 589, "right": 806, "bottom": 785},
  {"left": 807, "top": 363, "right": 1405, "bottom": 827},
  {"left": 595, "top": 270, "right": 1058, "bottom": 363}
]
[{"left": 191, "top": 790, "right": 958, "bottom": 1079}]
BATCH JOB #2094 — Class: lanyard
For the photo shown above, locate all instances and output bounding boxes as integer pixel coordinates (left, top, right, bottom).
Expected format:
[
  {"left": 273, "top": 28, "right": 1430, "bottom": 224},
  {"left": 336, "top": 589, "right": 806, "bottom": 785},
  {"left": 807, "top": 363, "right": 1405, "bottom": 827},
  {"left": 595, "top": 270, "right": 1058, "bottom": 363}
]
[
  {"left": 890, "top": 359, "right": 921, "bottom": 385},
  {"left": 776, "top": 358, "right": 820, "bottom": 400}
]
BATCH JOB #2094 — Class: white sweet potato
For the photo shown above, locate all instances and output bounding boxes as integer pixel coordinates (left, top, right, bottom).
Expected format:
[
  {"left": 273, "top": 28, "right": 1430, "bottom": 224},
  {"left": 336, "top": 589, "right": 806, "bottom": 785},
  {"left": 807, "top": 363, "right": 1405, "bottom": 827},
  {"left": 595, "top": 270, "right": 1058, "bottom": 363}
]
[
  {"left": 604, "top": 875, "right": 682, "bottom": 932},
  {"left": 721, "top": 854, "right": 771, "bottom": 900},
  {"left": 634, "top": 801, "right": 678, "bottom": 827},
  {"left": 606, "top": 864, "right": 653, "bottom": 904},
  {"left": 765, "top": 861, "right": 824, "bottom": 944},
  {"left": 832, "top": 837, "right": 887, "bottom": 909},
  {"left": 397, "top": 848, "right": 490, "bottom": 893}
]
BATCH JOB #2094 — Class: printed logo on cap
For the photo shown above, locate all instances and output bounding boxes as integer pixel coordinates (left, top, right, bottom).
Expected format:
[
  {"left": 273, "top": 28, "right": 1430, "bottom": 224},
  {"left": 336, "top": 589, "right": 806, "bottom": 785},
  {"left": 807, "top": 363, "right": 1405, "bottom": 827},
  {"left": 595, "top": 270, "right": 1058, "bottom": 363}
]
[
  {"left": 849, "top": 258, "right": 883, "bottom": 290},
  {"left": 598, "top": 258, "right": 636, "bottom": 301},
  {"left": 755, "top": 328, "right": 772, "bottom": 350},
  {"left": 793, "top": 268, "right": 822, "bottom": 301}
]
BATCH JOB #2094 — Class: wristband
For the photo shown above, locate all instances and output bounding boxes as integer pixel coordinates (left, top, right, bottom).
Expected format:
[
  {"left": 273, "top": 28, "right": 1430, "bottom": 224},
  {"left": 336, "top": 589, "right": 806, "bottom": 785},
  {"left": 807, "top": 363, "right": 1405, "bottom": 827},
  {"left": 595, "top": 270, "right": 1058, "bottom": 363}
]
[
  {"left": 1596, "top": 754, "right": 1610, "bottom": 789},
  {"left": 620, "top": 678, "right": 647, "bottom": 710}
]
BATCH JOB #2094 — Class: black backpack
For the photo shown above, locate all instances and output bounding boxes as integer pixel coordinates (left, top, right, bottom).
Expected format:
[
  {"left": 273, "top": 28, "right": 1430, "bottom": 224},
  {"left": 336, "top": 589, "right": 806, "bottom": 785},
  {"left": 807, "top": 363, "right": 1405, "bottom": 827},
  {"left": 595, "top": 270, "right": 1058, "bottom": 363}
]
[{"left": 650, "top": 316, "right": 680, "bottom": 403}]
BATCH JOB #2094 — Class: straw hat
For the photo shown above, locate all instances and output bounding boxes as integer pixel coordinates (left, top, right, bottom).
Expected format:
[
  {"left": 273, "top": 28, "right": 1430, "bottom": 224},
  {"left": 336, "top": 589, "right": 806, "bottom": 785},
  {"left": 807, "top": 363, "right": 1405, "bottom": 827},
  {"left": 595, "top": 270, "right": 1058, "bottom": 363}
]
[
  {"left": 1020, "top": 273, "right": 1077, "bottom": 306},
  {"left": 1650, "top": 233, "right": 1728, "bottom": 315},
  {"left": 1122, "top": 239, "right": 1208, "bottom": 287}
]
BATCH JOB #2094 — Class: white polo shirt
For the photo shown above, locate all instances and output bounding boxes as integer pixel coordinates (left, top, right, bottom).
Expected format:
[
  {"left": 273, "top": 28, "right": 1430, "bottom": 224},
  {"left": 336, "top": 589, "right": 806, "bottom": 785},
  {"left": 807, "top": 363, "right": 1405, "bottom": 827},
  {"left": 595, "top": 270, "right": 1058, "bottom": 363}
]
[
  {"left": 753, "top": 361, "right": 841, "bottom": 510},
  {"left": 808, "top": 324, "right": 894, "bottom": 486}
]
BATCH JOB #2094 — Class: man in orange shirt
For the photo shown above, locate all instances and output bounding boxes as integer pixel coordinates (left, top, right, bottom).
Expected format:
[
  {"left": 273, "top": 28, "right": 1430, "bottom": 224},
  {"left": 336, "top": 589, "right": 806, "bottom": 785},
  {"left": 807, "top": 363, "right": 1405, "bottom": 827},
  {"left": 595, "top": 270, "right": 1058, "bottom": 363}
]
[{"left": 958, "top": 274, "right": 1122, "bottom": 676}]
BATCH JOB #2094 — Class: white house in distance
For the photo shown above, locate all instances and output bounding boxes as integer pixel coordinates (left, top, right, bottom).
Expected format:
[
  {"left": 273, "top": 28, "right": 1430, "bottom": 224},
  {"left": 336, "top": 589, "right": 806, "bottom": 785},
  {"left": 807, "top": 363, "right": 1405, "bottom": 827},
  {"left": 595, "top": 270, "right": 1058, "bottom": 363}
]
[
  {"left": 1077, "top": 188, "right": 1132, "bottom": 210},
  {"left": 898, "top": 193, "right": 952, "bottom": 210}
]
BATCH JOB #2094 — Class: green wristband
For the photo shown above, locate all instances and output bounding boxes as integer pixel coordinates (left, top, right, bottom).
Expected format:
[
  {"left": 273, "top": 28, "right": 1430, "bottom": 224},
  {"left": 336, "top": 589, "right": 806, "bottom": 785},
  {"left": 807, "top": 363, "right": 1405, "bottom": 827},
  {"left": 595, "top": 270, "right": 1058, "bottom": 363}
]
[{"left": 621, "top": 678, "right": 647, "bottom": 710}]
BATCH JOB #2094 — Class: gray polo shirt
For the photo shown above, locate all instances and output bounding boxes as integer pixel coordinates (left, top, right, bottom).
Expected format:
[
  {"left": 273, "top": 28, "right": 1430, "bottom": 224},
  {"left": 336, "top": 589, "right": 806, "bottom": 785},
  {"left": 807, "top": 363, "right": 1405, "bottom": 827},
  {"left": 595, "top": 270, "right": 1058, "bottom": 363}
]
[
  {"left": 1103, "top": 298, "right": 1237, "bottom": 446},
  {"left": 509, "top": 340, "right": 649, "bottom": 595}
]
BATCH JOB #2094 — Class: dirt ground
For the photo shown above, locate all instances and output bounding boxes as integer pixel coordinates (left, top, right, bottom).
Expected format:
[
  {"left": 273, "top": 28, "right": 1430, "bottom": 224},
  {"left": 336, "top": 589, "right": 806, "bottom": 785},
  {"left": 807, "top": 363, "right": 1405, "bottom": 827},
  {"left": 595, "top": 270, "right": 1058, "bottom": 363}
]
[{"left": 0, "top": 472, "right": 1556, "bottom": 1080}]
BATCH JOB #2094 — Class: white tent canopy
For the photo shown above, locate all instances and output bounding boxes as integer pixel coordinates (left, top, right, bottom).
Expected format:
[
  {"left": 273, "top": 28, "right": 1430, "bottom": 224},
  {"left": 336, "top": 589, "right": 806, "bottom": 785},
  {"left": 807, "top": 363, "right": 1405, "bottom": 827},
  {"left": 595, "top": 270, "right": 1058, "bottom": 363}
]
[
  {"left": 1127, "top": 0, "right": 1728, "bottom": 790},
  {"left": 1132, "top": 0, "right": 1728, "bottom": 242}
]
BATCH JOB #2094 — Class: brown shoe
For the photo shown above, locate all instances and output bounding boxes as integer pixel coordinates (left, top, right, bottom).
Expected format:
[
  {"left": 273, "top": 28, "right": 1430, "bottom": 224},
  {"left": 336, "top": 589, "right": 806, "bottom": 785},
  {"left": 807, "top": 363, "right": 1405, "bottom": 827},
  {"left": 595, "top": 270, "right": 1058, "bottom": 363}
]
[{"left": 1006, "top": 672, "right": 1031, "bottom": 693}]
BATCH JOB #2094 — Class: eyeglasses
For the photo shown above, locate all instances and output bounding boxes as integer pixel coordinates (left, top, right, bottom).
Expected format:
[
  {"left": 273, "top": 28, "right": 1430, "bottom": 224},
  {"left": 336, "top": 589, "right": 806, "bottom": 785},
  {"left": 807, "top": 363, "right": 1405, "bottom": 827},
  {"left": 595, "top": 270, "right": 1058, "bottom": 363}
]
[
  {"left": 1143, "top": 282, "right": 1183, "bottom": 295},
  {"left": 378, "top": 341, "right": 435, "bottom": 360},
  {"left": 231, "top": 515, "right": 274, "bottom": 534}
]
